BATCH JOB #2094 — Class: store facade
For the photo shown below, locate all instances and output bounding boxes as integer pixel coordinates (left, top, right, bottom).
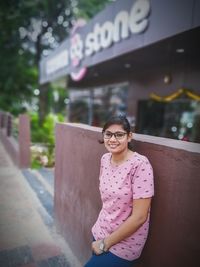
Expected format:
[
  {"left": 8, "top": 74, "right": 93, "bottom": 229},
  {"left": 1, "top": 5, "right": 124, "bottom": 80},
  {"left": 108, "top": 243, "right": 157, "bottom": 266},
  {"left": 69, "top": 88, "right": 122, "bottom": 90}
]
[{"left": 39, "top": 0, "right": 200, "bottom": 142}]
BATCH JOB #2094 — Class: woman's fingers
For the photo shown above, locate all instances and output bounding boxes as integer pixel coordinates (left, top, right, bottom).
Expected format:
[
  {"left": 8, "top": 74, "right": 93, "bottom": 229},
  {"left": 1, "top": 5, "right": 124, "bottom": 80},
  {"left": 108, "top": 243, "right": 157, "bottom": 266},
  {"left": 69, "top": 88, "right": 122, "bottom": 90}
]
[{"left": 91, "top": 241, "right": 104, "bottom": 255}]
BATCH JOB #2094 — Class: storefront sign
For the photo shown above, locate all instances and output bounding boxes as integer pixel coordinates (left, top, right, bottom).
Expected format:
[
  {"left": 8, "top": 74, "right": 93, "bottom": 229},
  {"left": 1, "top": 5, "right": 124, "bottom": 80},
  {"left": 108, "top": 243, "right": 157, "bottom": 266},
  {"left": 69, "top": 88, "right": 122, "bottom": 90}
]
[
  {"left": 85, "top": 0, "right": 150, "bottom": 56},
  {"left": 69, "top": 19, "right": 87, "bottom": 81},
  {"left": 70, "top": 0, "right": 150, "bottom": 65},
  {"left": 42, "top": 0, "right": 151, "bottom": 83},
  {"left": 46, "top": 50, "right": 69, "bottom": 75}
]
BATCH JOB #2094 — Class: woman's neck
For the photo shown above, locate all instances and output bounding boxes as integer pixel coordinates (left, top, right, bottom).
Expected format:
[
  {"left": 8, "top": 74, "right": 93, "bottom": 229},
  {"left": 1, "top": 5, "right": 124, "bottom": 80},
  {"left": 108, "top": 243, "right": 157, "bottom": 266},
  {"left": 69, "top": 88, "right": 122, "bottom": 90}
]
[{"left": 111, "top": 149, "right": 133, "bottom": 165}]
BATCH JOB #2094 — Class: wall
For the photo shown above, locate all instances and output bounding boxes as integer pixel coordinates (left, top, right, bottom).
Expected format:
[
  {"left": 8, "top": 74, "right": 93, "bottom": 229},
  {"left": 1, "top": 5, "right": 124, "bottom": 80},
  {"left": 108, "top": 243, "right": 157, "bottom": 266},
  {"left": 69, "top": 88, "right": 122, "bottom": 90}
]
[
  {"left": 130, "top": 134, "right": 200, "bottom": 267},
  {"left": 127, "top": 62, "right": 200, "bottom": 118},
  {"left": 0, "top": 113, "right": 30, "bottom": 168},
  {"left": 18, "top": 114, "right": 31, "bottom": 168},
  {"left": 54, "top": 123, "right": 200, "bottom": 267},
  {"left": 0, "top": 128, "right": 19, "bottom": 165},
  {"left": 54, "top": 123, "right": 105, "bottom": 264}
]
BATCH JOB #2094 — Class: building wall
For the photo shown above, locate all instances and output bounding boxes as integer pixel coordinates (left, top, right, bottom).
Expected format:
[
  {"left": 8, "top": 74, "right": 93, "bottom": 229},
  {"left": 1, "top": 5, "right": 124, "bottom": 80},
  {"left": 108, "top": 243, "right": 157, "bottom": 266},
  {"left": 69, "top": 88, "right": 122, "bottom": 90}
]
[
  {"left": 54, "top": 123, "right": 200, "bottom": 267},
  {"left": 127, "top": 62, "right": 200, "bottom": 118}
]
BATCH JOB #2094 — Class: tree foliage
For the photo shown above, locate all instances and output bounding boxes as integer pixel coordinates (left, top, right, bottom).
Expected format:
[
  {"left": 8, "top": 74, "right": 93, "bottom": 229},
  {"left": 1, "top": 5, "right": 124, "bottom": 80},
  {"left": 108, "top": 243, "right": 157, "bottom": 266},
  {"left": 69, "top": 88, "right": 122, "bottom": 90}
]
[
  {"left": 0, "top": 1, "right": 37, "bottom": 114},
  {"left": 77, "top": 0, "right": 111, "bottom": 19},
  {"left": 0, "top": 0, "right": 110, "bottom": 116}
]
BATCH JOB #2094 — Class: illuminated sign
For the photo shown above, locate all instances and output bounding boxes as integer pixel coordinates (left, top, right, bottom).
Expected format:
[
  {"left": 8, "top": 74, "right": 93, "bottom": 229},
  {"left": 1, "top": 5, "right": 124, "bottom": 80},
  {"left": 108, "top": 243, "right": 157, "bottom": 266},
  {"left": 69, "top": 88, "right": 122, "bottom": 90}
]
[
  {"left": 85, "top": 0, "right": 150, "bottom": 56},
  {"left": 45, "top": 0, "right": 150, "bottom": 82}
]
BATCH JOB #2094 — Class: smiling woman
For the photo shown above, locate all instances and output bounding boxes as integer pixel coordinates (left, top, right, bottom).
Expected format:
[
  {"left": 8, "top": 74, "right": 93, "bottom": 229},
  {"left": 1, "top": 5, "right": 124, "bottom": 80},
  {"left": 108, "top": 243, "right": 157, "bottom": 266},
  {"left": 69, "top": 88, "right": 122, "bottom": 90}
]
[
  {"left": 83, "top": 115, "right": 154, "bottom": 267},
  {"left": 102, "top": 125, "right": 132, "bottom": 158}
]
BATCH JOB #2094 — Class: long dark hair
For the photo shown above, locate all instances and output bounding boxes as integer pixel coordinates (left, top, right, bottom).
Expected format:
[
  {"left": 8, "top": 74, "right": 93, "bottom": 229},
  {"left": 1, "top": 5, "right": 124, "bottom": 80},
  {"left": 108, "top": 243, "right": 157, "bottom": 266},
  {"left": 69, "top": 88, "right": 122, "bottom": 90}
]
[{"left": 100, "top": 115, "right": 133, "bottom": 150}]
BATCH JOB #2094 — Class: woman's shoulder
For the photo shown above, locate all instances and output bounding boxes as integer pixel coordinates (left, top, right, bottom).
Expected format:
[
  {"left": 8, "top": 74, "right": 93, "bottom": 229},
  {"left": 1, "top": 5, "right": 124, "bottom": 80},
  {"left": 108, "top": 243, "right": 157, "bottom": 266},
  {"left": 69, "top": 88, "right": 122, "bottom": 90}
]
[
  {"left": 131, "top": 151, "right": 151, "bottom": 166},
  {"left": 101, "top": 152, "right": 111, "bottom": 161}
]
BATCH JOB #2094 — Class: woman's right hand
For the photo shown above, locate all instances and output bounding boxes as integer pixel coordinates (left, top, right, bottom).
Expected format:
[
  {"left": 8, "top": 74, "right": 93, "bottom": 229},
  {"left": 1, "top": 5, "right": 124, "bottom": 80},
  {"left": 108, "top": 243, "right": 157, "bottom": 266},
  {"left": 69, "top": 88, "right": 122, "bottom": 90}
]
[{"left": 91, "top": 240, "right": 104, "bottom": 255}]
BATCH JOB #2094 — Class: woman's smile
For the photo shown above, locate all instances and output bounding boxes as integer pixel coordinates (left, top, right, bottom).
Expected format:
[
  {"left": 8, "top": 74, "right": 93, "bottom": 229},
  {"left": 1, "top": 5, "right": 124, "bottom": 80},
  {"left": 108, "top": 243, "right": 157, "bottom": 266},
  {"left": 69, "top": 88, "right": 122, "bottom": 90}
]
[{"left": 108, "top": 143, "right": 119, "bottom": 149}]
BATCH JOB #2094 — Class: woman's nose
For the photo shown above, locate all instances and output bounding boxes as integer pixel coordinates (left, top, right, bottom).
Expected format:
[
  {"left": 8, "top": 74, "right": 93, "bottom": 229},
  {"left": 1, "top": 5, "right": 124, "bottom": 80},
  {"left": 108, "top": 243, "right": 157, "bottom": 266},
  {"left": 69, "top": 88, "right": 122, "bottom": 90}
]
[{"left": 109, "top": 134, "right": 117, "bottom": 141}]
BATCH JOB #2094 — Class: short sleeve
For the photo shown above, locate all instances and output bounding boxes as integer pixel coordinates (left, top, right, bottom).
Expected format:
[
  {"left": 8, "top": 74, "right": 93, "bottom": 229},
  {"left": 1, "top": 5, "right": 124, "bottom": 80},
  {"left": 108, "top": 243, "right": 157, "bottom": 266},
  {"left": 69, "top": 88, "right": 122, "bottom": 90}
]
[
  {"left": 131, "top": 158, "right": 154, "bottom": 199},
  {"left": 99, "top": 155, "right": 104, "bottom": 177},
  {"left": 99, "top": 153, "right": 109, "bottom": 178}
]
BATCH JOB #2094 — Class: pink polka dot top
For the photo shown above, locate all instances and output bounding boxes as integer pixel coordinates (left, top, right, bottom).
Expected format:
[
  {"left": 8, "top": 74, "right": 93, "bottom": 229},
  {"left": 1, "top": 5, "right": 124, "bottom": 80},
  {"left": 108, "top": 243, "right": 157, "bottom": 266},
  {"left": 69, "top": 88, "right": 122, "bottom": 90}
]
[{"left": 92, "top": 152, "right": 154, "bottom": 261}]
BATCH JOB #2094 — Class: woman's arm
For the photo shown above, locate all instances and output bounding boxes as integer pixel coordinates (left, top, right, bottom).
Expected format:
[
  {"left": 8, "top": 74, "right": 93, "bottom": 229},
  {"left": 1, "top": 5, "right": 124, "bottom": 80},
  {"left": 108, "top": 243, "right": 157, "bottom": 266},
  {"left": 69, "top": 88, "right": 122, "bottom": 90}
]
[{"left": 92, "top": 197, "right": 152, "bottom": 254}]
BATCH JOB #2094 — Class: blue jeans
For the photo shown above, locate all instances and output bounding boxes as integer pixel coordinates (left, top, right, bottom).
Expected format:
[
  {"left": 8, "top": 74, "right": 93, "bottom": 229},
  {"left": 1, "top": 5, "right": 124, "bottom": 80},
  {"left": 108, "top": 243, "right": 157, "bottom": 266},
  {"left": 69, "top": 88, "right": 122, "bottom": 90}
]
[{"left": 84, "top": 251, "right": 137, "bottom": 267}]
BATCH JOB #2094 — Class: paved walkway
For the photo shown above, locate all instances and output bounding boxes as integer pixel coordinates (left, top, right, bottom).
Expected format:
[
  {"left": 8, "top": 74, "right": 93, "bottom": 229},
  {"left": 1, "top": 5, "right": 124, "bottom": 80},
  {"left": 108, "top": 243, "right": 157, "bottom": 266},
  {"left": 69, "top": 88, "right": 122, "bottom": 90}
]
[{"left": 0, "top": 141, "right": 81, "bottom": 267}]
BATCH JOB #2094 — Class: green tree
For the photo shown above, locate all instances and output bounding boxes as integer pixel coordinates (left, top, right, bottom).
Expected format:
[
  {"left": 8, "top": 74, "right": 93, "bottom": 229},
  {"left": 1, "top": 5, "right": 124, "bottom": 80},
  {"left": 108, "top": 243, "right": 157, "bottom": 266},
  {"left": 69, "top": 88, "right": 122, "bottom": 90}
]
[
  {"left": 0, "top": 0, "right": 110, "bottom": 117},
  {"left": 0, "top": 1, "right": 37, "bottom": 114},
  {"left": 77, "top": 0, "right": 111, "bottom": 19}
]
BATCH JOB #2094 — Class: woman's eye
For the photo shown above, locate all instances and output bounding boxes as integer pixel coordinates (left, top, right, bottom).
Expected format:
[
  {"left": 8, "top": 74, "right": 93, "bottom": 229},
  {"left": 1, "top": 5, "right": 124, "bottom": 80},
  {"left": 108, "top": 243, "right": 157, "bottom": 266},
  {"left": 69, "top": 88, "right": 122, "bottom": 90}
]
[
  {"left": 105, "top": 133, "right": 112, "bottom": 138},
  {"left": 116, "top": 133, "right": 124, "bottom": 138}
]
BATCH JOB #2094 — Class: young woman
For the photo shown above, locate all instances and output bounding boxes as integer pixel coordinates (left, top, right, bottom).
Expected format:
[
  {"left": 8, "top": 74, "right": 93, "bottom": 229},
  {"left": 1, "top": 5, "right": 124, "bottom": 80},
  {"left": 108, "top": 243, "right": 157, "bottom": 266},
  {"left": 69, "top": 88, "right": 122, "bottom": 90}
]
[{"left": 84, "top": 115, "right": 154, "bottom": 267}]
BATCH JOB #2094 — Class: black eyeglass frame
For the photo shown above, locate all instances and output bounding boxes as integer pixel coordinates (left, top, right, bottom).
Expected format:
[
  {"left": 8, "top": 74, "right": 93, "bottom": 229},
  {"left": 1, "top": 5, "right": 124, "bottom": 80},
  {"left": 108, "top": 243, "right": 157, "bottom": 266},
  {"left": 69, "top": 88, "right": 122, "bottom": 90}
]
[{"left": 102, "top": 131, "right": 128, "bottom": 140}]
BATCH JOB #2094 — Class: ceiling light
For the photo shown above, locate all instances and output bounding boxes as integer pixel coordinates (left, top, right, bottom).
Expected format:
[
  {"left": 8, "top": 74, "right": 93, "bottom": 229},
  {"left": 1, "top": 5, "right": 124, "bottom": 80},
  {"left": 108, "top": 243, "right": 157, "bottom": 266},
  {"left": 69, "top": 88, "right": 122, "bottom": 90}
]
[
  {"left": 124, "top": 63, "right": 131, "bottom": 68},
  {"left": 163, "top": 74, "right": 172, "bottom": 84},
  {"left": 176, "top": 48, "right": 185, "bottom": 53}
]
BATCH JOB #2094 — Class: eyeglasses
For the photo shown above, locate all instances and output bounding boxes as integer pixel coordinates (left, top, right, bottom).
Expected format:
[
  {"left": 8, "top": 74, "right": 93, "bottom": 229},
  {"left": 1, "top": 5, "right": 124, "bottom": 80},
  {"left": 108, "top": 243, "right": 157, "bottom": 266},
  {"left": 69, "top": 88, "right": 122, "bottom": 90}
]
[{"left": 102, "top": 131, "right": 127, "bottom": 140}]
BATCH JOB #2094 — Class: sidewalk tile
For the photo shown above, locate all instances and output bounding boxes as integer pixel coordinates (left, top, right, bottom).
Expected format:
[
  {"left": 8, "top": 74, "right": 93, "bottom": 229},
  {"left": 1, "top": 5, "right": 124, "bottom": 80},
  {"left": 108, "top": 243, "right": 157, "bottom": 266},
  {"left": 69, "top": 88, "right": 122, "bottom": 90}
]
[
  {"left": 31, "top": 243, "right": 61, "bottom": 261},
  {"left": 37, "top": 255, "right": 70, "bottom": 267},
  {"left": 36, "top": 259, "right": 50, "bottom": 267},
  {"left": 8, "top": 246, "right": 34, "bottom": 266},
  {"left": 20, "top": 264, "right": 38, "bottom": 267},
  {"left": 57, "top": 254, "right": 71, "bottom": 267},
  {"left": 0, "top": 250, "right": 9, "bottom": 267}
]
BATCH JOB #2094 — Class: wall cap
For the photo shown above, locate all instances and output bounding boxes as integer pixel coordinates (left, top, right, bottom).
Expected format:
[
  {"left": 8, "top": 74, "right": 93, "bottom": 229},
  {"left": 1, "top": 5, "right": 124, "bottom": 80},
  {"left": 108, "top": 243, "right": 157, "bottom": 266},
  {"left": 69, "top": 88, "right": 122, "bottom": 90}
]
[{"left": 57, "top": 122, "right": 200, "bottom": 153}]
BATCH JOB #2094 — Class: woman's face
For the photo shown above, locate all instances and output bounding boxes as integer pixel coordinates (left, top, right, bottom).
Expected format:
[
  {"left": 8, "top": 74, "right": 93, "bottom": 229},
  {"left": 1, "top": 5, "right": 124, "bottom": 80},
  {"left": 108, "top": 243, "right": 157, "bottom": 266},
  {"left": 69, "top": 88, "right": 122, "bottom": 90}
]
[{"left": 103, "top": 124, "right": 132, "bottom": 155}]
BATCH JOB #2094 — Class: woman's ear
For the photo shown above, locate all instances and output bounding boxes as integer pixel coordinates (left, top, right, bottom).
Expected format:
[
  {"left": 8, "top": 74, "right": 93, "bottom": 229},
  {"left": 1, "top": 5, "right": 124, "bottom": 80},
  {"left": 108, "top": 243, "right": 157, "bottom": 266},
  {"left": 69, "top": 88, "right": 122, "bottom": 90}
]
[{"left": 128, "top": 132, "right": 133, "bottom": 142}]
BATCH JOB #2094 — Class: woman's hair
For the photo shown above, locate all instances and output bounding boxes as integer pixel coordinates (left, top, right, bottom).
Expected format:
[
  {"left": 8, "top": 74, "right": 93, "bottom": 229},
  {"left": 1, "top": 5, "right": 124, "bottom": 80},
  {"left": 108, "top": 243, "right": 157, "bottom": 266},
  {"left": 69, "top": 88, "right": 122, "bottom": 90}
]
[
  {"left": 102, "top": 115, "right": 131, "bottom": 133},
  {"left": 100, "top": 115, "right": 133, "bottom": 149}
]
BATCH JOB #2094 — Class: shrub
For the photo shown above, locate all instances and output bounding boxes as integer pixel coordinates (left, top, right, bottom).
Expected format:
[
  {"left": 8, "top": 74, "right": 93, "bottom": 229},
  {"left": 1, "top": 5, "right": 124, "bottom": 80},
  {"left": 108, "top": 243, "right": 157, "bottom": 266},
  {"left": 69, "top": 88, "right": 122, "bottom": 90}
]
[{"left": 30, "top": 112, "right": 64, "bottom": 168}]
